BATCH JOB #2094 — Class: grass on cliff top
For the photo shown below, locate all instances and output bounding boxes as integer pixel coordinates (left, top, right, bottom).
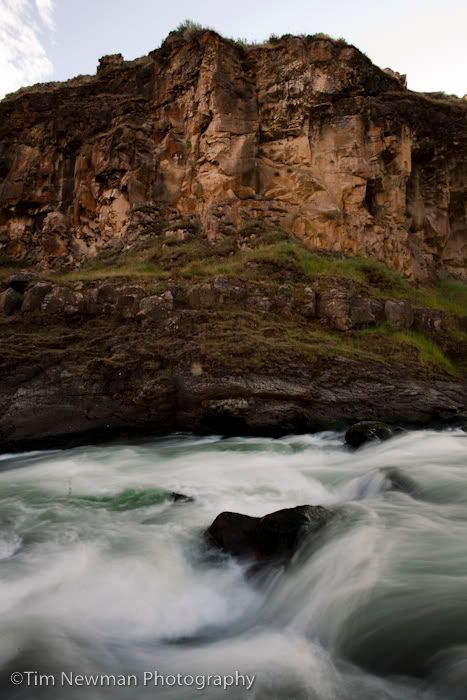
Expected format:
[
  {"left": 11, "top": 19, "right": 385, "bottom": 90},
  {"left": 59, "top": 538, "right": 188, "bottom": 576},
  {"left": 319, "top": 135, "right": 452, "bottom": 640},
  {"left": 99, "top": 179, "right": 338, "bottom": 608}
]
[
  {"left": 54, "top": 234, "right": 467, "bottom": 318},
  {"left": 172, "top": 19, "right": 348, "bottom": 49}
]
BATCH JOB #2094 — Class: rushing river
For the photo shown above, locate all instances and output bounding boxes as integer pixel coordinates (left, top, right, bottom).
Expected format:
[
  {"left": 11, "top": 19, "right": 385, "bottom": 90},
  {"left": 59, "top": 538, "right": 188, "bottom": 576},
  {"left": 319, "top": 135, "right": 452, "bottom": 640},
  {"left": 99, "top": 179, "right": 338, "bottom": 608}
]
[{"left": 0, "top": 430, "right": 466, "bottom": 699}]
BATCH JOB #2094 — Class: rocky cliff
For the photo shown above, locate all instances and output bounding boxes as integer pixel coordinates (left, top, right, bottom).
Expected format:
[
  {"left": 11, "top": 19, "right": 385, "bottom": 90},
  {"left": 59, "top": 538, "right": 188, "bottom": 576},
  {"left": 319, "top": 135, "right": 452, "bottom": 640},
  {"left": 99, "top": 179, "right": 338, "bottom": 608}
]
[
  {"left": 0, "top": 29, "right": 466, "bottom": 282},
  {"left": 0, "top": 29, "right": 466, "bottom": 450}
]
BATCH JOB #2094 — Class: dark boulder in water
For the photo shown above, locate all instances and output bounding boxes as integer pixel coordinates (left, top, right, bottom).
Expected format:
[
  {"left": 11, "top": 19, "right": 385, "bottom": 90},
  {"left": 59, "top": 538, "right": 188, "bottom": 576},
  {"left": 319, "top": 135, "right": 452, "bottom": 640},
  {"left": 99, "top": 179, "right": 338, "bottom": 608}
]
[
  {"left": 205, "top": 504, "right": 332, "bottom": 565},
  {"left": 345, "top": 421, "right": 394, "bottom": 448}
]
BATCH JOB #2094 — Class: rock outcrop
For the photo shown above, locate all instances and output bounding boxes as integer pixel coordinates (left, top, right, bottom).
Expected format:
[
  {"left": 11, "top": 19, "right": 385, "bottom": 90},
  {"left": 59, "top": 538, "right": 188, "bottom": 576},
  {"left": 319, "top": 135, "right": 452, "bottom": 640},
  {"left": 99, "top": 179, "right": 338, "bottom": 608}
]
[
  {"left": 0, "top": 30, "right": 466, "bottom": 282},
  {"left": 0, "top": 29, "right": 466, "bottom": 451}
]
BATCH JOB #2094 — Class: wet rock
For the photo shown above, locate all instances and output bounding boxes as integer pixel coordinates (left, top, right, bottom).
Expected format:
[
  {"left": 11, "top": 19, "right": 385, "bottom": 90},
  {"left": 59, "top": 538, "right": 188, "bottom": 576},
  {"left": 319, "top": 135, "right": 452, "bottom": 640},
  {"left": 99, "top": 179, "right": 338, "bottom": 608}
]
[
  {"left": 205, "top": 504, "right": 332, "bottom": 565},
  {"left": 385, "top": 300, "right": 414, "bottom": 329},
  {"left": 0, "top": 287, "right": 23, "bottom": 315},
  {"left": 22, "top": 282, "right": 53, "bottom": 312},
  {"left": 170, "top": 492, "right": 194, "bottom": 503},
  {"left": 345, "top": 420, "right": 394, "bottom": 448}
]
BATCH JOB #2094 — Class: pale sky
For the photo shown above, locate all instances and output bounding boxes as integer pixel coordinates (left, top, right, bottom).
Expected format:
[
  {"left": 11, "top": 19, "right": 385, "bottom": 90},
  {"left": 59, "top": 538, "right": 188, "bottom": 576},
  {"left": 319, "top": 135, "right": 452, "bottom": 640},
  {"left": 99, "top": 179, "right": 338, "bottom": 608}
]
[{"left": 0, "top": 0, "right": 466, "bottom": 99}]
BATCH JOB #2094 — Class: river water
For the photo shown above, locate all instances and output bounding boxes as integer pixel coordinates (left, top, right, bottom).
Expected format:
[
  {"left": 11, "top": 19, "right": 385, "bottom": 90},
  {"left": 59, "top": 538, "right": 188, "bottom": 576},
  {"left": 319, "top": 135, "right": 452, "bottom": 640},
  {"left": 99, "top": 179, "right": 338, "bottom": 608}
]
[{"left": 0, "top": 429, "right": 466, "bottom": 699}]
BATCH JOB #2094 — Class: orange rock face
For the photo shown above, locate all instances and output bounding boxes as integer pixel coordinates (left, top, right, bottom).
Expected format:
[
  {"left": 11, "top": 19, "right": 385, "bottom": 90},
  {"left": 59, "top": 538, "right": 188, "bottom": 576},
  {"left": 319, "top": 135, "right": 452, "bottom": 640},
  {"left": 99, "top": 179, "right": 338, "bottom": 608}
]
[{"left": 0, "top": 31, "right": 465, "bottom": 281}]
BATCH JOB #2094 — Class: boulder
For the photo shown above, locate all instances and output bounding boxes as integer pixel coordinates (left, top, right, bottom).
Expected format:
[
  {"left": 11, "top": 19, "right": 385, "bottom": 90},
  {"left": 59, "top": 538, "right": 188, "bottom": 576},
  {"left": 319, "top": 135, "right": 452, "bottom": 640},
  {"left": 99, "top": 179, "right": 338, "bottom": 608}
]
[
  {"left": 22, "top": 282, "right": 53, "bottom": 312},
  {"left": 413, "top": 308, "right": 446, "bottom": 333},
  {"left": 85, "top": 282, "right": 118, "bottom": 315},
  {"left": 299, "top": 286, "right": 317, "bottom": 318},
  {"left": 170, "top": 492, "right": 194, "bottom": 503},
  {"left": 317, "top": 289, "right": 351, "bottom": 330},
  {"left": 41, "top": 286, "right": 84, "bottom": 315},
  {"left": 248, "top": 294, "right": 271, "bottom": 314},
  {"left": 345, "top": 420, "right": 394, "bottom": 448},
  {"left": 384, "top": 300, "right": 414, "bottom": 329},
  {"left": 205, "top": 504, "right": 332, "bottom": 565},
  {"left": 186, "top": 283, "right": 217, "bottom": 308},
  {"left": 4, "top": 271, "right": 34, "bottom": 293},
  {"left": 212, "top": 276, "right": 246, "bottom": 304},
  {"left": 0, "top": 287, "right": 23, "bottom": 315},
  {"left": 137, "top": 291, "right": 174, "bottom": 326},
  {"left": 350, "top": 296, "right": 384, "bottom": 327},
  {"left": 115, "top": 285, "right": 145, "bottom": 319}
]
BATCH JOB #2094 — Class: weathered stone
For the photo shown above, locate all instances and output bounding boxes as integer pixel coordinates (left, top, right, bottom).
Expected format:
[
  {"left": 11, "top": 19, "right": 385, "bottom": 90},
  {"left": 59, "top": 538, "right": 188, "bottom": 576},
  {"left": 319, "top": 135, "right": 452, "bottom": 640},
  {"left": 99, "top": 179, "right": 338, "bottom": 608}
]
[
  {"left": 413, "top": 308, "right": 446, "bottom": 333},
  {"left": 300, "top": 286, "right": 317, "bottom": 318},
  {"left": 350, "top": 296, "right": 384, "bottom": 327},
  {"left": 317, "top": 290, "right": 351, "bottom": 330},
  {"left": 115, "top": 285, "right": 145, "bottom": 319},
  {"left": 205, "top": 505, "right": 333, "bottom": 565},
  {"left": 248, "top": 295, "right": 272, "bottom": 314},
  {"left": 22, "top": 282, "right": 53, "bottom": 312},
  {"left": 0, "top": 287, "right": 23, "bottom": 315},
  {"left": 5, "top": 271, "right": 35, "bottom": 292},
  {"left": 186, "top": 283, "right": 217, "bottom": 308},
  {"left": 212, "top": 276, "right": 246, "bottom": 304},
  {"left": 41, "top": 286, "right": 84, "bottom": 315},
  {"left": 0, "top": 32, "right": 464, "bottom": 282},
  {"left": 385, "top": 300, "right": 414, "bottom": 329},
  {"left": 137, "top": 291, "right": 174, "bottom": 326}
]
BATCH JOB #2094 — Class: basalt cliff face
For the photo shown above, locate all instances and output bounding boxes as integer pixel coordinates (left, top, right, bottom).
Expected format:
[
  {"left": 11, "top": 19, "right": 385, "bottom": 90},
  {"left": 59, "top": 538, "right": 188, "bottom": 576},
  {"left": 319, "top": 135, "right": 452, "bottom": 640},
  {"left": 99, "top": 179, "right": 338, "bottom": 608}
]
[
  {"left": 0, "top": 31, "right": 466, "bottom": 282},
  {"left": 0, "top": 31, "right": 466, "bottom": 450}
]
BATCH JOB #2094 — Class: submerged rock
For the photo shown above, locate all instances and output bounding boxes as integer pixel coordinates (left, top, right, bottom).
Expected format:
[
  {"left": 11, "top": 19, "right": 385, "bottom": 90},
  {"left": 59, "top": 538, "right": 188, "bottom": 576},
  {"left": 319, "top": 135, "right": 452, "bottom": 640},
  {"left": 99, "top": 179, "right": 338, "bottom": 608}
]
[
  {"left": 170, "top": 492, "right": 194, "bottom": 503},
  {"left": 381, "top": 467, "right": 420, "bottom": 497},
  {"left": 205, "top": 504, "right": 332, "bottom": 565},
  {"left": 345, "top": 420, "right": 394, "bottom": 448}
]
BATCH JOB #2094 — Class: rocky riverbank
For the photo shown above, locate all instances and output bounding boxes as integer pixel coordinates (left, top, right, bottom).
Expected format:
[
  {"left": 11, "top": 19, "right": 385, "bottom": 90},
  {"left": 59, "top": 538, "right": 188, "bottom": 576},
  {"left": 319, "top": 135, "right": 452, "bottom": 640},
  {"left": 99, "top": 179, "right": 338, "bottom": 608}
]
[
  {"left": 0, "top": 28, "right": 466, "bottom": 451},
  {"left": 0, "top": 266, "right": 466, "bottom": 451}
]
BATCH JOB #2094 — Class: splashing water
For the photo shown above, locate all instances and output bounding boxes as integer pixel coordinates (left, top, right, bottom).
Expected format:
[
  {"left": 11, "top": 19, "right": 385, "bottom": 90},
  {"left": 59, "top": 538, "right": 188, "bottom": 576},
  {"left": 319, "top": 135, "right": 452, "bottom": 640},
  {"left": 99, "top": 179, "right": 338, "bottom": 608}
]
[{"left": 0, "top": 429, "right": 466, "bottom": 699}]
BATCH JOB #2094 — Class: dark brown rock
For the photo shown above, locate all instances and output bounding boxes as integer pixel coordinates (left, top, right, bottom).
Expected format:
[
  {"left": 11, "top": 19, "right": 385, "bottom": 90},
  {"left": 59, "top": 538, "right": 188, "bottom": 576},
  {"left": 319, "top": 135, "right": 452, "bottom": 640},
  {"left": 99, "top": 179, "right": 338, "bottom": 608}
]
[
  {"left": 345, "top": 420, "right": 394, "bottom": 448},
  {"left": 22, "top": 282, "right": 53, "bottom": 312},
  {"left": 41, "top": 286, "right": 84, "bottom": 315},
  {"left": 384, "top": 300, "right": 414, "bottom": 329},
  {"left": 0, "top": 287, "right": 23, "bottom": 315},
  {"left": 205, "top": 505, "right": 333, "bottom": 565},
  {"left": 413, "top": 308, "right": 446, "bottom": 333},
  {"left": 186, "top": 284, "right": 217, "bottom": 308},
  {"left": 350, "top": 296, "right": 385, "bottom": 327},
  {"left": 317, "top": 289, "right": 351, "bottom": 330},
  {"left": 137, "top": 291, "right": 174, "bottom": 326}
]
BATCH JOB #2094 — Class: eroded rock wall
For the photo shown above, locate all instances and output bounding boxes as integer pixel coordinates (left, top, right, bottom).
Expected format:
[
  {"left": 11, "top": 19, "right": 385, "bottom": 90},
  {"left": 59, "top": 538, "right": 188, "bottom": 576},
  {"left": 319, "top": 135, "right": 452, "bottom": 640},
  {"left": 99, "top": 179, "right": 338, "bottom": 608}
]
[{"left": 0, "top": 32, "right": 465, "bottom": 281}]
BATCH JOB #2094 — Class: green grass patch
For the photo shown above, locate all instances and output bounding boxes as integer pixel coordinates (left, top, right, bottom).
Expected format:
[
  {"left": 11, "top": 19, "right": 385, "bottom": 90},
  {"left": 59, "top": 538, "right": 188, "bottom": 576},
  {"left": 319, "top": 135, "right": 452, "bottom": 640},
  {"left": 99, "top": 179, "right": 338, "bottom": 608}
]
[{"left": 354, "top": 324, "right": 459, "bottom": 375}]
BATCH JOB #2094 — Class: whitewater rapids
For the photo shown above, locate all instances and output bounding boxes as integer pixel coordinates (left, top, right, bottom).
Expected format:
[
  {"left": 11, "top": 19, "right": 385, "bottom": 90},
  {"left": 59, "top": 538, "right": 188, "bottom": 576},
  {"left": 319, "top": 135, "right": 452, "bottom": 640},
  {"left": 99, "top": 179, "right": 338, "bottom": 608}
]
[{"left": 0, "top": 429, "right": 466, "bottom": 699}]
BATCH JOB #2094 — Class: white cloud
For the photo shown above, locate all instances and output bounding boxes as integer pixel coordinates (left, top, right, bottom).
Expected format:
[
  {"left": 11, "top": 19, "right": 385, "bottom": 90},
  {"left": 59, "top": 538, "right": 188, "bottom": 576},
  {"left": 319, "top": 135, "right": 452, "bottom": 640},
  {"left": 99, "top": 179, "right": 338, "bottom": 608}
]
[
  {"left": 36, "top": 0, "right": 54, "bottom": 29},
  {"left": 0, "top": 0, "right": 55, "bottom": 99}
]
